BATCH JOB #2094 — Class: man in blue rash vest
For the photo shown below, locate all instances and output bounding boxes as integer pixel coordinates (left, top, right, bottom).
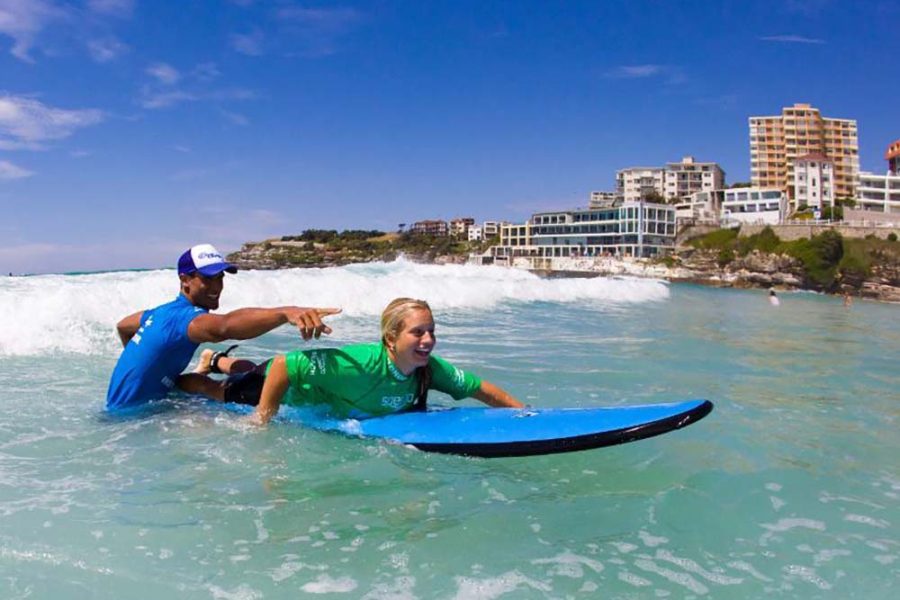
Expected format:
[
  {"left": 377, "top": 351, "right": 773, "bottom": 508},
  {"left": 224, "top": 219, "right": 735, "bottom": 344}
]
[{"left": 106, "top": 243, "right": 340, "bottom": 409}]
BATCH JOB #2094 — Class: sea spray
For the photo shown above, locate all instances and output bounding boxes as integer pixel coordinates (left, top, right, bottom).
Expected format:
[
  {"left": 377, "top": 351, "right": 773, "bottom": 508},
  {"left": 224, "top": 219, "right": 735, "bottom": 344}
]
[{"left": 0, "top": 259, "right": 668, "bottom": 357}]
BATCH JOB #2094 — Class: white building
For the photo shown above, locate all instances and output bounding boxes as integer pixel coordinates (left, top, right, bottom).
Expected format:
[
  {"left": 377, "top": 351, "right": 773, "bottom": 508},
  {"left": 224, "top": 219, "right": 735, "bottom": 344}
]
[
  {"left": 853, "top": 141, "right": 900, "bottom": 217},
  {"left": 663, "top": 156, "right": 725, "bottom": 201},
  {"left": 616, "top": 167, "right": 665, "bottom": 202},
  {"left": 468, "top": 220, "right": 503, "bottom": 242},
  {"left": 589, "top": 191, "right": 619, "bottom": 207},
  {"left": 482, "top": 221, "right": 501, "bottom": 238},
  {"left": 674, "top": 190, "right": 724, "bottom": 225},
  {"left": 856, "top": 171, "right": 900, "bottom": 216},
  {"left": 494, "top": 201, "right": 676, "bottom": 260},
  {"left": 721, "top": 188, "right": 786, "bottom": 225},
  {"left": 792, "top": 154, "right": 835, "bottom": 212}
]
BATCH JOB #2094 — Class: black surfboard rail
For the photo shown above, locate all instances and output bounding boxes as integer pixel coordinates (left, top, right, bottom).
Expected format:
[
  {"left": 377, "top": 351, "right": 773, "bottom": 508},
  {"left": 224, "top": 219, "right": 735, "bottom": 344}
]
[{"left": 412, "top": 399, "right": 714, "bottom": 458}]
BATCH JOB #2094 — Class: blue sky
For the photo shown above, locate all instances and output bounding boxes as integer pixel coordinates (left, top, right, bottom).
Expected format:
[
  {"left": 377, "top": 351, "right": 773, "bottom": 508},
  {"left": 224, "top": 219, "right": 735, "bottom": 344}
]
[{"left": 1, "top": 0, "right": 898, "bottom": 273}]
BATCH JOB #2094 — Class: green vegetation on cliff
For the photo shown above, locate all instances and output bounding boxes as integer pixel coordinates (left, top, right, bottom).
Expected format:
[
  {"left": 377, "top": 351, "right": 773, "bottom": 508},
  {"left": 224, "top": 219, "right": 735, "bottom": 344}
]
[
  {"left": 230, "top": 229, "right": 498, "bottom": 268},
  {"left": 687, "top": 226, "right": 900, "bottom": 290}
]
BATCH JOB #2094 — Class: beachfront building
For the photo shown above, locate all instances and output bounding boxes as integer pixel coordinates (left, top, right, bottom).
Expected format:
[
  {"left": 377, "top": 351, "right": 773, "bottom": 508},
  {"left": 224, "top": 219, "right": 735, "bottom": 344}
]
[
  {"left": 467, "top": 220, "right": 502, "bottom": 242},
  {"left": 449, "top": 217, "right": 475, "bottom": 238},
  {"left": 482, "top": 221, "right": 501, "bottom": 237},
  {"left": 616, "top": 167, "right": 665, "bottom": 202},
  {"left": 674, "top": 190, "right": 724, "bottom": 225},
  {"left": 854, "top": 142, "right": 900, "bottom": 216},
  {"left": 855, "top": 171, "right": 900, "bottom": 215},
  {"left": 749, "top": 103, "right": 859, "bottom": 201},
  {"left": 492, "top": 201, "right": 676, "bottom": 260},
  {"left": 791, "top": 154, "right": 835, "bottom": 212},
  {"left": 663, "top": 156, "right": 725, "bottom": 201},
  {"left": 721, "top": 188, "right": 786, "bottom": 225},
  {"left": 589, "top": 191, "right": 620, "bottom": 207},
  {"left": 411, "top": 219, "right": 449, "bottom": 236},
  {"left": 498, "top": 222, "right": 533, "bottom": 248}
]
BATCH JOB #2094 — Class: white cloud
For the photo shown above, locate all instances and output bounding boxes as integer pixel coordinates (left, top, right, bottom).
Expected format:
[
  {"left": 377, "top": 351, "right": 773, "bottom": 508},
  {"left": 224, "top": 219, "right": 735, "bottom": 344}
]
[
  {"left": 210, "top": 88, "right": 257, "bottom": 102},
  {"left": 760, "top": 34, "right": 825, "bottom": 44},
  {"left": 70, "top": 149, "right": 91, "bottom": 158},
  {"left": 139, "top": 61, "right": 256, "bottom": 110},
  {"left": 87, "top": 36, "right": 128, "bottom": 62},
  {"left": 0, "top": 159, "right": 34, "bottom": 180},
  {"left": 604, "top": 64, "right": 686, "bottom": 85},
  {"left": 0, "top": 94, "right": 104, "bottom": 150},
  {"left": 146, "top": 62, "right": 181, "bottom": 85},
  {"left": 606, "top": 64, "right": 663, "bottom": 78},
  {"left": 87, "top": 0, "right": 135, "bottom": 17},
  {"left": 139, "top": 89, "right": 197, "bottom": 109},
  {"left": 230, "top": 30, "right": 264, "bottom": 56},
  {"left": 220, "top": 110, "right": 249, "bottom": 126},
  {"left": 192, "top": 62, "right": 221, "bottom": 82},
  {"left": 0, "top": 0, "right": 65, "bottom": 62}
]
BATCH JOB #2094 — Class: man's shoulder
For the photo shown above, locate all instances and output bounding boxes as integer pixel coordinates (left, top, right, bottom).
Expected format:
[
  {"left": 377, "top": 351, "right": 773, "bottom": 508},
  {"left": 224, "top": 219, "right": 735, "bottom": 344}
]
[{"left": 150, "top": 296, "right": 207, "bottom": 319}]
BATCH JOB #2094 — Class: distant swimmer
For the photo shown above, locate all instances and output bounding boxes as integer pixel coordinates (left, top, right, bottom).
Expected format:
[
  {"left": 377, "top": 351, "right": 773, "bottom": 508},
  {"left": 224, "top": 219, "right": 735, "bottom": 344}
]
[
  {"left": 769, "top": 289, "right": 780, "bottom": 306},
  {"left": 178, "top": 297, "right": 524, "bottom": 424},
  {"left": 843, "top": 292, "right": 853, "bottom": 307},
  {"left": 105, "top": 243, "right": 341, "bottom": 410}
]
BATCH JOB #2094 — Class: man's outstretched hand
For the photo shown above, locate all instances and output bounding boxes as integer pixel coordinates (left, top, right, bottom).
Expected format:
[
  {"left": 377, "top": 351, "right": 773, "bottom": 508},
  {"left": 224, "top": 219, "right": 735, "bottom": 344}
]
[{"left": 286, "top": 307, "right": 342, "bottom": 340}]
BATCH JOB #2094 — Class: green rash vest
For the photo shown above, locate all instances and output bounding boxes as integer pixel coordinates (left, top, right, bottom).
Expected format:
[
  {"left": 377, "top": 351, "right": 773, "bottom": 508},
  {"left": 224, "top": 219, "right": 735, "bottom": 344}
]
[{"left": 281, "top": 343, "right": 482, "bottom": 418}]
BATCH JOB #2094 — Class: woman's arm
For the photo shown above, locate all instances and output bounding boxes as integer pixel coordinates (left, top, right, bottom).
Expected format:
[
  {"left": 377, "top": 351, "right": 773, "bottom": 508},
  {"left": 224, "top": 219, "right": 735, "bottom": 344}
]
[
  {"left": 252, "top": 355, "right": 290, "bottom": 425},
  {"left": 472, "top": 380, "right": 524, "bottom": 408}
]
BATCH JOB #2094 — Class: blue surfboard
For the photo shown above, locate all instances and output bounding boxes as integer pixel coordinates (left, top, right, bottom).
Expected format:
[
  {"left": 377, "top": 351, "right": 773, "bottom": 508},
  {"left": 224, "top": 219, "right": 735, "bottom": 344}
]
[{"left": 269, "top": 399, "right": 713, "bottom": 458}]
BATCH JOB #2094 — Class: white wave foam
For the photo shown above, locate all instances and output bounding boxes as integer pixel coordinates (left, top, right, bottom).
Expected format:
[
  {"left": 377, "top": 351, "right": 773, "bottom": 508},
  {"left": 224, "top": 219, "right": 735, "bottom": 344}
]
[{"left": 0, "top": 260, "right": 668, "bottom": 357}]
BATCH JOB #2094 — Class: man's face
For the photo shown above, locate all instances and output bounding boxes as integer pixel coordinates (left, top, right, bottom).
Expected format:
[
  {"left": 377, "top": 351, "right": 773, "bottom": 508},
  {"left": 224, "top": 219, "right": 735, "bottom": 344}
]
[{"left": 181, "top": 272, "right": 225, "bottom": 310}]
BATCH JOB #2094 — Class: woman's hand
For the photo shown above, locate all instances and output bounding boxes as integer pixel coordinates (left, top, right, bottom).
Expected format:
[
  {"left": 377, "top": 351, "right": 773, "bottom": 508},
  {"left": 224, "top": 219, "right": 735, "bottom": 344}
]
[
  {"left": 253, "top": 355, "right": 290, "bottom": 425},
  {"left": 473, "top": 381, "right": 524, "bottom": 408}
]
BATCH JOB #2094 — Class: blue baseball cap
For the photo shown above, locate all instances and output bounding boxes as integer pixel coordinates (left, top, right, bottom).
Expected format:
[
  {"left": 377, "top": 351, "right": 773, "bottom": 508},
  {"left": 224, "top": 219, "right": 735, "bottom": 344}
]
[{"left": 177, "top": 244, "right": 238, "bottom": 277}]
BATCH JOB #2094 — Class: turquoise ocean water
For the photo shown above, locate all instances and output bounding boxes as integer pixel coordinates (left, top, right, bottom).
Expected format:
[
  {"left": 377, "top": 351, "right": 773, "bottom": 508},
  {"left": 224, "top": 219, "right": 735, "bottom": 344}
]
[{"left": 0, "top": 260, "right": 897, "bottom": 598}]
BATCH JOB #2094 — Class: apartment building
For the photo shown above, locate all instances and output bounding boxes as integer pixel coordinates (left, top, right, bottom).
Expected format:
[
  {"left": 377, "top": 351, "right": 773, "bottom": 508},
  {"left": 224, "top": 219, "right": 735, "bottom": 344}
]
[
  {"left": 663, "top": 156, "right": 725, "bottom": 201},
  {"left": 792, "top": 154, "right": 835, "bottom": 211},
  {"left": 673, "top": 190, "right": 724, "bottom": 225},
  {"left": 616, "top": 167, "right": 665, "bottom": 202},
  {"left": 482, "top": 221, "right": 501, "bottom": 238},
  {"left": 856, "top": 141, "right": 900, "bottom": 216},
  {"left": 411, "top": 220, "right": 449, "bottom": 236},
  {"left": 449, "top": 217, "right": 475, "bottom": 238},
  {"left": 749, "top": 103, "right": 859, "bottom": 201},
  {"left": 589, "top": 191, "right": 620, "bottom": 207},
  {"left": 467, "top": 220, "right": 503, "bottom": 242},
  {"left": 493, "top": 201, "right": 675, "bottom": 260},
  {"left": 721, "top": 188, "right": 786, "bottom": 225}
]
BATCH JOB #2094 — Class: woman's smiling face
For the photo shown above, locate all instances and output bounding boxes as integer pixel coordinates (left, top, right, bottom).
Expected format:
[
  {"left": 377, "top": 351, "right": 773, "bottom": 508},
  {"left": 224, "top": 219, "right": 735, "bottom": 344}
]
[{"left": 387, "top": 308, "right": 436, "bottom": 375}]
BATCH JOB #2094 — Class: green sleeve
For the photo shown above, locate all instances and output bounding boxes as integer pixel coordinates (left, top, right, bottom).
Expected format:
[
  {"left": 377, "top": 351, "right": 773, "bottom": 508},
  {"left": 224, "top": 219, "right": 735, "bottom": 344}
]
[
  {"left": 284, "top": 350, "right": 313, "bottom": 388},
  {"left": 428, "top": 354, "right": 481, "bottom": 400}
]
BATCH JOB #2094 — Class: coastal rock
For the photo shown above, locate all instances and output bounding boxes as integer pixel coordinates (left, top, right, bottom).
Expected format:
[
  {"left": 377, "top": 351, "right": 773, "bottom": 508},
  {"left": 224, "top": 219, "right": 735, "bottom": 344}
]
[{"left": 228, "top": 238, "right": 900, "bottom": 303}]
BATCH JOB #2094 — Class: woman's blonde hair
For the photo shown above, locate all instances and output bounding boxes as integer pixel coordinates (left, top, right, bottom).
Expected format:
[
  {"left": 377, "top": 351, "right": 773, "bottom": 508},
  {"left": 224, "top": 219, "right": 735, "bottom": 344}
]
[{"left": 381, "top": 297, "right": 431, "bottom": 345}]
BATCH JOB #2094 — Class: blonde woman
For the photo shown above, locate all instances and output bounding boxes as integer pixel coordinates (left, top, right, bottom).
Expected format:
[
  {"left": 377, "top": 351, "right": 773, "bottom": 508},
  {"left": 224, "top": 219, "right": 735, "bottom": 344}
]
[{"left": 183, "top": 298, "right": 522, "bottom": 423}]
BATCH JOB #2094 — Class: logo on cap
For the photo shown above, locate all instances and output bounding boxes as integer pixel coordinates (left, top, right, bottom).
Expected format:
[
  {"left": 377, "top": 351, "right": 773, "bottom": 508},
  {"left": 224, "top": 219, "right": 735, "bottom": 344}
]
[{"left": 177, "top": 244, "right": 238, "bottom": 277}]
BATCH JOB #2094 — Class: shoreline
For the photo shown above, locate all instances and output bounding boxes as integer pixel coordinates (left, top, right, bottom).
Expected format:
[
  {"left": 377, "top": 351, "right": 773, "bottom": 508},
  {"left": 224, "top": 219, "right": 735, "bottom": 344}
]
[
  {"left": 515, "top": 255, "right": 900, "bottom": 303},
  {"left": 227, "top": 239, "right": 900, "bottom": 304}
]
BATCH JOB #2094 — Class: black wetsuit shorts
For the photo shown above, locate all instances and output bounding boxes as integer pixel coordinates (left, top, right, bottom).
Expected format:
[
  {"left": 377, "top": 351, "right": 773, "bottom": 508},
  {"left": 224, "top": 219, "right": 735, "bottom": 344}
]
[{"left": 223, "top": 360, "right": 271, "bottom": 406}]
